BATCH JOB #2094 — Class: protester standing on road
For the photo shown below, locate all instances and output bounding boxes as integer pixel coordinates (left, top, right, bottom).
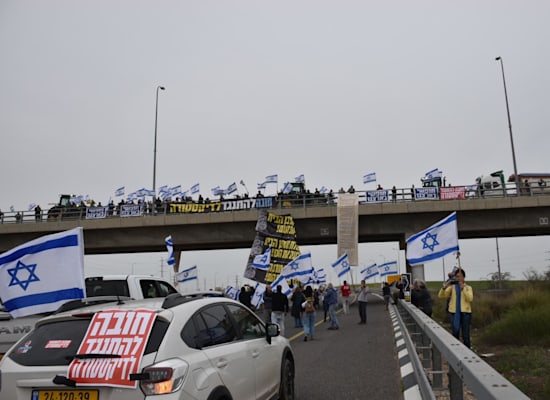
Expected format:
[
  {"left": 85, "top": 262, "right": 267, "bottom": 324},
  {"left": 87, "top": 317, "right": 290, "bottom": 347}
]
[
  {"left": 325, "top": 283, "right": 340, "bottom": 330},
  {"left": 411, "top": 279, "right": 433, "bottom": 317},
  {"left": 438, "top": 268, "right": 473, "bottom": 348},
  {"left": 357, "top": 280, "right": 369, "bottom": 324},
  {"left": 382, "top": 282, "right": 391, "bottom": 310},
  {"left": 301, "top": 290, "right": 316, "bottom": 341},
  {"left": 341, "top": 280, "right": 351, "bottom": 315},
  {"left": 262, "top": 284, "right": 273, "bottom": 323},
  {"left": 271, "top": 285, "right": 289, "bottom": 336},
  {"left": 291, "top": 286, "right": 306, "bottom": 328}
]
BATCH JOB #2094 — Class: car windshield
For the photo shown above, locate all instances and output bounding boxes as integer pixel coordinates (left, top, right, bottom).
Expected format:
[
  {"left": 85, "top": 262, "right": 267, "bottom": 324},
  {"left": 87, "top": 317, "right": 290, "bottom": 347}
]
[{"left": 8, "top": 317, "right": 168, "bottom": 367}]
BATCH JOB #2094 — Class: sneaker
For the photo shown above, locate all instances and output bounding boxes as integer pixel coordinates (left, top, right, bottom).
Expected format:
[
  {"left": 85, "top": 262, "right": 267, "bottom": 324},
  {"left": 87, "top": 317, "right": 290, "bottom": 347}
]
[{"left": 304, "top": 336, "right": 308, "bottom": 342}]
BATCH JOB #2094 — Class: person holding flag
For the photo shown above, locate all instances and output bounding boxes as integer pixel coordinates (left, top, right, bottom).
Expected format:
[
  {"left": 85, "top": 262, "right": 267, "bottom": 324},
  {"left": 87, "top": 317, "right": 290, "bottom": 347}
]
[{"left": 438, "top": 268, "right": 474, "bottom": 348}]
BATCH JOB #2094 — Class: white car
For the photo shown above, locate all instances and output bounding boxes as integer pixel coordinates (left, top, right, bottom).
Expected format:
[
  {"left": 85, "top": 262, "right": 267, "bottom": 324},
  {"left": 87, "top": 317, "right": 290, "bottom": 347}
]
[{"left": 0, "top": 293, "right": 295, "bottom": 400}]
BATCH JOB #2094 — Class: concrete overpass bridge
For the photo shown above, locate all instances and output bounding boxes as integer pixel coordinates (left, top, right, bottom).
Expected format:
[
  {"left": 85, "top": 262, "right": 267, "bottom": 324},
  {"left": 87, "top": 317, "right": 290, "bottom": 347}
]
[{"left": 1, "top": 195, "right": 549, "bottom": 263}]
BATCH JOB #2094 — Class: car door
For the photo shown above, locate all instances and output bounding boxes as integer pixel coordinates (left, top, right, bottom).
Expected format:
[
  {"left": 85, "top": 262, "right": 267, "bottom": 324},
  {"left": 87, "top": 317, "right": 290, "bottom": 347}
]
[
  {"left": 198, "top": 304, "right": 256, "bottom": 400},
  {"left": 226, "top": 304, "right": 281, "bottom": 400}
]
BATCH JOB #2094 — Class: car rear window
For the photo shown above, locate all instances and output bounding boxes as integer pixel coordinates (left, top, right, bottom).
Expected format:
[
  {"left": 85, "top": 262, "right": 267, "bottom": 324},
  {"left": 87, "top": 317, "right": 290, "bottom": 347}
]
[
  {"left": 86, "top": 280, "right": 130, "bottom": 297},
  {"left": 8, "top": 317, "right": 169, "bottom": 366}
]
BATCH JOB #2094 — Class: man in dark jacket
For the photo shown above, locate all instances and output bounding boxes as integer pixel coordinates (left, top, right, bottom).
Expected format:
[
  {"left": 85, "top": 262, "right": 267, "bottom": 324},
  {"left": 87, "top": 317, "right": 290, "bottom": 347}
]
[{"left": 271, "top": 285, "right": 289, "bottom": 336}]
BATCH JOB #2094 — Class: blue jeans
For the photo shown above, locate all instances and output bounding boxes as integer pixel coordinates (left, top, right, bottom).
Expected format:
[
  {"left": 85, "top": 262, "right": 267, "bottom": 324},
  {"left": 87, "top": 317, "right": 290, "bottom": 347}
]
[
  {"left": 328, "top": 304, "right": 339, "bottom": 328},
  {"left": 302, "top": 312, "right": 316, "bottom": 338},
  {"left": 452, "top": 312, "right": 472, "bottom": 348}
]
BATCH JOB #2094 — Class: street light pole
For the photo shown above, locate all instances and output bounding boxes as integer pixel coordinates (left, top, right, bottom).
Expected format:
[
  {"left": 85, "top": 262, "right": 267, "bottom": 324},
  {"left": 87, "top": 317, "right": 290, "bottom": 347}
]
[
  {"left": 495, "top": 57, "right": 520, "bottom": 194},
  {"left": 152, "top": 85, "right": 166, "bottom": 197}
]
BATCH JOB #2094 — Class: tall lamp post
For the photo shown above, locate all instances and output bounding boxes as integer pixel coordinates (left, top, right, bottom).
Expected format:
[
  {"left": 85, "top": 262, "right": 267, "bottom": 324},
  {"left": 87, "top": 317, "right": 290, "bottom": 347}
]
[
  {"left": 152, "top": 85, "right": 166, "bottom": 197},
  {"left": 495, "top": 57, "right": 520, "bottom": 194}
]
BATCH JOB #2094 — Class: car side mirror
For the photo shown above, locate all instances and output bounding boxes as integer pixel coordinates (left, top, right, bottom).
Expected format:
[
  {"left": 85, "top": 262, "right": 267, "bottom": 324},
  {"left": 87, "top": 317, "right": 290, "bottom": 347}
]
[{"left": 265, "top": 322, "right": 280, "bottom": 344}]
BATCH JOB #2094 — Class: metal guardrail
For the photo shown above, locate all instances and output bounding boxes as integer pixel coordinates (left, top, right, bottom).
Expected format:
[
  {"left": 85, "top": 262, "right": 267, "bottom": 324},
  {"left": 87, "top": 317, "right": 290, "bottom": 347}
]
[
  {"left": 1, "top": 183, "right": 548, "bottom": 224},
  {"left": 395, "top": 299, "right": 530, "bottom": 400}
]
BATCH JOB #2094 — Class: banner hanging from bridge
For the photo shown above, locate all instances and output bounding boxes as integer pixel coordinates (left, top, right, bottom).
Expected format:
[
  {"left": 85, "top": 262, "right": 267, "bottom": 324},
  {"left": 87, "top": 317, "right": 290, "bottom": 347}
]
[{"left": 244, "top": 209, "right": 301, "bottom": 284}]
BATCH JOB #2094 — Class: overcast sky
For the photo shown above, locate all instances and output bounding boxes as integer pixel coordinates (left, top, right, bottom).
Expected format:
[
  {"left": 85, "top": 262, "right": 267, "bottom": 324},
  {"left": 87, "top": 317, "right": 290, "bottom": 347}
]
[{"left": 1, "top": 1, "right": 549, "bottom": 287}]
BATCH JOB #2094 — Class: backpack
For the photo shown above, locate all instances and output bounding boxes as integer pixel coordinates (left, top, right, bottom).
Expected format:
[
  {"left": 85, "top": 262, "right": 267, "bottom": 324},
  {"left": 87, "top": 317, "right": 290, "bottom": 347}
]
[{"left": 304, "top": 301, "right": 315, "bottom": 314}]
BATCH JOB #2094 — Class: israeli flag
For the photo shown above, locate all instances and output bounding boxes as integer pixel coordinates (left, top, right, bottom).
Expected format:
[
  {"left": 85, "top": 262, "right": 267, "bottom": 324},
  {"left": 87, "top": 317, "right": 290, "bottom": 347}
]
[
  {"left": 406, "top": 212, "right": 459, "bottom": 266},
  {"left": 282, "top": 182, "right": 293, "bottom": 194},
  {"left": 28, "top": 203, "right": 36, "bottom": 211},
  {"left": 282, "top": 252, "right": 315, "bottom": 283},
  {"left": 424, "top": 168, "right": 443, "bottom": 181},
  {"left": 319, "top": 186, "right": 328, "bottom": 194},
  {"left": 191, "top": 183, "right": 200, "bottom": 194},
  {"left": 265, "top": 174, "right": 278, "bottom": 184},
  {"left": 226, "top": 182, "right": 238, "bottom": 194},
  {"left": 251, "top": 283, "right": 265, "bottom": 309},
  {"left": 271, "top": 272, "right": 292, "bottom": 296},
  {"left": 295, "top": 174, "right": 305, "bottom": 183},
  {"left": 165, "top": 236, "right": 175, "bottom": 266},
  {"left": 225, "top": 285, "right": 240, "bottom": 300},
  {"left": 177, "top": 265, "right": 198, "bottom": 283},
  {"left": 257, "top": 182, "right": 267, "bottom": 190},
  {"left": 115, "top": 186, "right": 125, "bottom": 197},
  {"left": 211, "top": 186, "right": 223, "bottom": 196},
  {"left": 361, "top": 263, "right": 379, "bottom": 280},
  {"left": 363, "top": 172, "right": 376, "bottom": 184},
  {"left": 378, "top": 261, "right": 398, "bottom": 277},
  {"left": 0, "top": 227, "right": 85, "bottom": 318},
  {"left": 331, "top": 253, "right": 351, "bottom": 278},
  {"left": 252, "top": 247, "right": 272, "bottom": 270},
  {"left": 314, "top": 267, "right": 327, "bottom": 284}
]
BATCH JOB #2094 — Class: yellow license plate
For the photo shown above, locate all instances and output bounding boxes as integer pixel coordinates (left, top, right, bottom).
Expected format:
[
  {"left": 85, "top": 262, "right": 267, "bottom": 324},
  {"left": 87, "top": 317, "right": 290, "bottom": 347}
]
[{"left": 32, "top": 389, "right": 99, "bottom": 400}]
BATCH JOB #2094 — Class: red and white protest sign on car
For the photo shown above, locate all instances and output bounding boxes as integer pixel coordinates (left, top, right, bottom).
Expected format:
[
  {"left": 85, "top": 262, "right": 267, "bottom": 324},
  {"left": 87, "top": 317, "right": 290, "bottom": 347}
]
[{"left": 68, "top": 309, "right": 156, "bottom": 388}]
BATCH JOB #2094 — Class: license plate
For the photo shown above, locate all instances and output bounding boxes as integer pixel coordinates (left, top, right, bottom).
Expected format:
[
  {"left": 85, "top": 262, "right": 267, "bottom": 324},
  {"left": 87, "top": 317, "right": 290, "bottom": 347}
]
[{"left": 32, "top": 389, "right": 99, "bottom": 400}]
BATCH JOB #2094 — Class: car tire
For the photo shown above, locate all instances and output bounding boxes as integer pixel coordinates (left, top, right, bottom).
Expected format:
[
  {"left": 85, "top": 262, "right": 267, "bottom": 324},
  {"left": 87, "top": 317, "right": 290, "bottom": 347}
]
[{"left": 278, "top": 356, "right": 295, "bottom": 400}]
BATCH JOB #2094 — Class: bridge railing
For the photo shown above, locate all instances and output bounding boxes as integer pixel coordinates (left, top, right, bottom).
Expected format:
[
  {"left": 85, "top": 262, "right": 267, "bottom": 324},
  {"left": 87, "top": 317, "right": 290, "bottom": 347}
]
[
  {"left": 1, "top": 182, "right": 549, "bottom": 224},
  {"left": 395, "top": 299, "right": 530, "bottom": 400}
]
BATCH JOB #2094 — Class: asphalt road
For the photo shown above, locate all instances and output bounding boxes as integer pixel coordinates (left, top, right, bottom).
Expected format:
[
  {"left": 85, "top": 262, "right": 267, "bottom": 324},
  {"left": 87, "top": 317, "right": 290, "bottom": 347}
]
[{"left": 285, "top": 292, "right": 404, "bottom": 400}]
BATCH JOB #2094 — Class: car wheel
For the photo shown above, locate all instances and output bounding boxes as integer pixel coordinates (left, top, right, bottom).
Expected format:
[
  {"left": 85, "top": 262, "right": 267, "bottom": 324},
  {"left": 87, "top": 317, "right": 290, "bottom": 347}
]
[{"left": 278, "top": 357, "right": 295, "bottom": 400}]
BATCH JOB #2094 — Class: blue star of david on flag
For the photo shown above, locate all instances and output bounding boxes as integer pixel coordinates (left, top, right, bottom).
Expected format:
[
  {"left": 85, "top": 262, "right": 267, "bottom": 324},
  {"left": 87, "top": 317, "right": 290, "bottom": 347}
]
[
  {"left": 8, "top": 260, "right": 40, "bottom": 290},
  {"left": 421, "top": 232, "right": 440, "bottom": 251},
  {"left": 406, "top": 212, "right": 459, "bottom": 266}
]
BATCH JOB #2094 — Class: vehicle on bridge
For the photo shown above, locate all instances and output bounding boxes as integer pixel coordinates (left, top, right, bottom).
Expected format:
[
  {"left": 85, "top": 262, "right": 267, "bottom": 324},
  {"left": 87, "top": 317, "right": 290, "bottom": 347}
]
[
  {"left": 47, "top": 194, "right": 84, "bottom": 220},
  {"left": 508, "top": 172, "right": 550, "bottom": 194},
  {"left": 474, "top": 170, "right": 507, "bottom": 197}
]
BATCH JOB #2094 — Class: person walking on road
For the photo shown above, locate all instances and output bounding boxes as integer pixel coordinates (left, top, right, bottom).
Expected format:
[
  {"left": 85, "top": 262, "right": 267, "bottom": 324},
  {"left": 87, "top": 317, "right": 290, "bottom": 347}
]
[
  {"left": 382, "top": 282, "right": 391, "bottom": 310},
  {"left": 291, "top": 286, "right": 306, "bottom": 328},
  {"left": 357, "top": 280, "right": 369, "bottom": 324},
  {"left": 341, "top": 280, "right": 351, "bottom": 314},
  {"left": 262, "top": 284, "right": 273, "bottom": 323},
  {"left": 411, "top": 279, "right": 433, "bottom": 317},
  {"left": 271, "top": 285, "right": 289, "bottom": 336},
  {"left": 301, "top": 291, "right": 316, "bottom": 341},
  {"left": 325, "top": 283, "right": 340, "bottom": 330}
]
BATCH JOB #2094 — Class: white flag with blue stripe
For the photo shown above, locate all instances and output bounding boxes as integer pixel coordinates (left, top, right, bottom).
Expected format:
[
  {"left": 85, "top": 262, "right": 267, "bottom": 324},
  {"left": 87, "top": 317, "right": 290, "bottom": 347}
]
[
  {"left": 363, "top": 172, "right": 376, "bottom": 183},
  {"left": 271, "top": 272, "right": 292, "bottom": 296},
  {"left": 314, "top": 267, "right": 327, "bottom": 284},
  {"left": 265, "top": 174, "right": 278, "bottom": 184},
  {"left": 406, "top": 212, "right": 459, "bottom": 265},
  {"left": 115, "top": 186, "right": 125, "bottom": 196},
  {"left": 165, "top": 235, "right": 175, "bottom": 266},
  {"left": 331, "top": 253, "right": 351, "bottom": 278},
  {"left": 191, "top": 183, "right": 200, "bottom": 194},
  {"left": 0, "top": 227, "right": 85, "bottom": 318},
  {"left": 225, "top": 285, "right": 240, "bottom": 300},
  {"left": 252, "top": 247, "right": 271, "bottom": 270},
  {"left": 177, "top": 265, "right": 198, "bottom": 283},
  {"left": 361, "top": 263, "right": 379, "bottom": 280},
  {"left": 295, "top": 174, "right": 305, "bottom": 183},
  {"left": 251, "top": 283, "right": 265, "bottom": 309},
  {"left": 378, "top": 261, "right": 398, "bottom": 277},
  {"left": 282, "top": 252, "right": 315, "bottom": 283}
]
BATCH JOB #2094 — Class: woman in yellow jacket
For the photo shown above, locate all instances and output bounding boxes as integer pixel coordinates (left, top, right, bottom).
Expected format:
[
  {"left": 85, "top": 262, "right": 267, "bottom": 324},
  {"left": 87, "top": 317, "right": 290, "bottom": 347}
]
[{"left": 438, "top": 268, "right": 474, "bottom": 348}]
